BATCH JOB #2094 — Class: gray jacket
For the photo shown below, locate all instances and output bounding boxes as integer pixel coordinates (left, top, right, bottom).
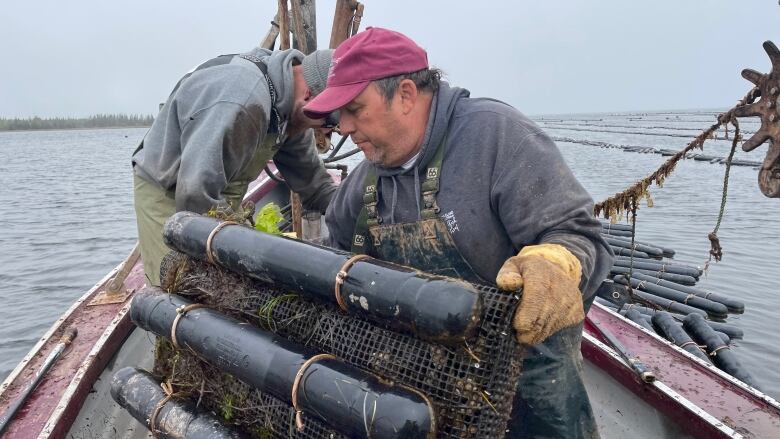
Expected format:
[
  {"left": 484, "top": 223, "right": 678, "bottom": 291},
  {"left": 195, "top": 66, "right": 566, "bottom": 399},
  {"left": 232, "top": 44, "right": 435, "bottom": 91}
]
[
  {"left": 132, "top": 48, "right": 336, "bottom": 213},
  {"left": 325, "top": 83, "right": 613, "bottom": 298}
]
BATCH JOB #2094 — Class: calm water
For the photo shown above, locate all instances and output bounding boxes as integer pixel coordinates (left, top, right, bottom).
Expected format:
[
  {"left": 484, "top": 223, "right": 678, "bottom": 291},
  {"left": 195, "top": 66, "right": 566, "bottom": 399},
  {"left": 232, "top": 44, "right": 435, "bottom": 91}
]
[{"left": 1, "top": 112, "right": 779, "bottom": 401}]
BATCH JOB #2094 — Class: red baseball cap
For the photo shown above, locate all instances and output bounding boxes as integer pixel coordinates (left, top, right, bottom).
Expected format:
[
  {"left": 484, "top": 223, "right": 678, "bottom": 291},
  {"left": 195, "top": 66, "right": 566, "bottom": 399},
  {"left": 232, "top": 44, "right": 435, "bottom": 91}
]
[{"left": 303, "top": 27, "right": 429, "bottom": 117}]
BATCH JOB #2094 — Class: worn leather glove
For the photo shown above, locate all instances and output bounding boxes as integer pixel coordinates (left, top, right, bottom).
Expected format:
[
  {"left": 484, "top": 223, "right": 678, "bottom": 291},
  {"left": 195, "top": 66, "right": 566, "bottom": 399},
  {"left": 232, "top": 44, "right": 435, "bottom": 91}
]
[{"left": 496, "top": 243, "right": 585, "bottom": 346}]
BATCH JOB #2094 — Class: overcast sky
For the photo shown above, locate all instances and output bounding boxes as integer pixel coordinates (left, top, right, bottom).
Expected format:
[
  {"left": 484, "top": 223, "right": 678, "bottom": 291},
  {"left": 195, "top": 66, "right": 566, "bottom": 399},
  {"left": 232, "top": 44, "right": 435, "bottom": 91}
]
[{"left": 1, "top": 1, "right": 778, "bottom": 118}]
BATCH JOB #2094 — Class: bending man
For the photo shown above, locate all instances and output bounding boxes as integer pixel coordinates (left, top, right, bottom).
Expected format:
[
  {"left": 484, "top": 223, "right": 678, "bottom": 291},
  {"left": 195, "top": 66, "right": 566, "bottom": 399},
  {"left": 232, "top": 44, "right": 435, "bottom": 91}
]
[{"left": 133, "top": 48, "right": 337, "bottom": 286}]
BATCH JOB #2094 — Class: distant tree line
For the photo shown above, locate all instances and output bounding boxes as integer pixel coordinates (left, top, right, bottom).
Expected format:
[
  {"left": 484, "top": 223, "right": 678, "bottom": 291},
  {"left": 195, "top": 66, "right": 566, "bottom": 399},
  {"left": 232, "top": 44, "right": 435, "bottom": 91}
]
[{"left": 0, "top": 114, "right": 154, "bottom": 131}]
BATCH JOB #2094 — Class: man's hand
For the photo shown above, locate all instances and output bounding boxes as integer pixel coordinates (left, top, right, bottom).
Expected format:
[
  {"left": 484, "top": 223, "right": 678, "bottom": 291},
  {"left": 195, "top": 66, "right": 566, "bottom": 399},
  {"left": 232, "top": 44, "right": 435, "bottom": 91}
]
[{"left": 496, "top": 243, "right": 585, "bottom": 346}]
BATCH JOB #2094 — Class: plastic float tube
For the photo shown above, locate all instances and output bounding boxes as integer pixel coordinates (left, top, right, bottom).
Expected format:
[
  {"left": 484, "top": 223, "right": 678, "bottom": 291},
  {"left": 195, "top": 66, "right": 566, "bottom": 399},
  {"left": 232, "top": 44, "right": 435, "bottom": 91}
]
[
  {"left": 683, "top": 314, "right": 757, "bottom": 388},
  {"left": 613, "top": 275, "right": 727, "bottom": 317},
  {"left": 130, "top": 290, "right": 436, "bottom": 439},
  {"left": 162, "top": 211, "right": 482, "bottom": 346},
  {"left": 111, "top": 367, "right": 247, "bottom": 439}
]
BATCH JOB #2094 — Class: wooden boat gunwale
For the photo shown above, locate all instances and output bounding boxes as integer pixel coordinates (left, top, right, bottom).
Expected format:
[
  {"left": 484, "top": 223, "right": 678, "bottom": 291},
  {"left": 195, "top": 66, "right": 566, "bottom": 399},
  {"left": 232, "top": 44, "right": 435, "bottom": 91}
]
[{"left": 584, "top": 303, "right": 780, "bottom": 438}]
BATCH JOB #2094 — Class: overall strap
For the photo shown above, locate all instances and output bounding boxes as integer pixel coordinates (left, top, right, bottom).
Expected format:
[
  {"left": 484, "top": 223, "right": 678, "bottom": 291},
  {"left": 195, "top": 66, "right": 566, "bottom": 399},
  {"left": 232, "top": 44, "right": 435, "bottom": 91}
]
[
  {"left": 349, "top": 133, "right": 447, "bottom": 254},
  {"left": 236, "top": 53, "right": 280, "bottom": 134},
  {"left": 420, "top": 133, "right": 446, "bottom": 219},
  {"left": 350, "top": 167, "right": 378, "bottom": 254},
  {"left": 134, "top": 53, "right": 280, "bottom": 159}
]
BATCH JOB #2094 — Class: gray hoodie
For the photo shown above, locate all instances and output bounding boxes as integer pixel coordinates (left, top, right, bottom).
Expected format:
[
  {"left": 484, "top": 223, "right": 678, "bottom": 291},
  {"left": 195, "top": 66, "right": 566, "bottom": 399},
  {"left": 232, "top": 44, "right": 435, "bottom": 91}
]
[
  {"left": 132, "top": 48, "right": 335, "bottom": 213},
  {"left": 325, "top": 83, "right": 613, "bottom": 298}
]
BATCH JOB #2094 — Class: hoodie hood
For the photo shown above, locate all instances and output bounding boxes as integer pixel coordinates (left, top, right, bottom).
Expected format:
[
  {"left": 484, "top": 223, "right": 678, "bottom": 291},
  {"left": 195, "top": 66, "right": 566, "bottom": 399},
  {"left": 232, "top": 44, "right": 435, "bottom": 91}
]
[
  {"left": 245, "top": 47, "right": 304, "bottom": 121},
  {"left": 375, "top": 82, "right": 470, "bottom": 178}
]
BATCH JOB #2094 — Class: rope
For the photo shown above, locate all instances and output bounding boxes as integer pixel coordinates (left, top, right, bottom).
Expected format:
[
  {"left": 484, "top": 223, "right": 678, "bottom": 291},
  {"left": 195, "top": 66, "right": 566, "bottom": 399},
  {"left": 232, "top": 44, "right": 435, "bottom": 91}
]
[
  {"left": 171, "top": 304, "right": 209, "bottom": 350},
  {"left": 334, "top": 254, "right": 372, "bottom": 311},
  {"left": 623, "top": 199, "right": 656, "bottom": 308},
  {"left": 594, "top": 88, "right": 757, "bottom": 222},
  {"left": 709, "top": 345, "right": 730, "bottom": 357},
  {"left": 149, "top": 380, "right": 176, "bottom": 439},
  {"left": 206, "top": 221, "right": 238, "bottom": 265},
  {"left": 292, "top": 353, "right": 337, "bottom": 431},
  {"left": 706, "top": 117, "right": 741, "bottom": 265}
]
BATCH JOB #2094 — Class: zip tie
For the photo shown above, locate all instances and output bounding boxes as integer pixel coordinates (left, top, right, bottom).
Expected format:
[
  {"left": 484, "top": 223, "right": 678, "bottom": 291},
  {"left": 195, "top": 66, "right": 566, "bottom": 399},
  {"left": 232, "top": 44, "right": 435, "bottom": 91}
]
[
  {"left": 171, "top": 304, "right": 209, "bottom": 350},
  {"left": 334, "top": 254, "right": 371, "bottom": 311},
  {"left": 292, "top": 353, "right": 337, "bottom": 431},
  {"left": 683, "top": 294, "right": 696, "bottom": 305},
  {"left": 206, "top": 221, "right": 238, "bottom": 265}
]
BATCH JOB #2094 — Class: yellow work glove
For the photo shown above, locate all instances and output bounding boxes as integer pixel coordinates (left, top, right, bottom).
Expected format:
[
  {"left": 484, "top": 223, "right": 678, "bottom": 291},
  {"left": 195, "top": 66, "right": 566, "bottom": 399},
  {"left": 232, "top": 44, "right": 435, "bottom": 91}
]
[{"left": 496, "top": 243, "right": 585, "bottom": 346}]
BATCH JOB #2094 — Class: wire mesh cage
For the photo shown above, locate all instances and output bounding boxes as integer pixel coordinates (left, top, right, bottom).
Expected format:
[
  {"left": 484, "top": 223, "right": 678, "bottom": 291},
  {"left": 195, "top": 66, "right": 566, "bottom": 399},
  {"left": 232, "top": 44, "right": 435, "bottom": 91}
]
[{"left": 155, "top": 252, "right": 522, "bottom": 438}]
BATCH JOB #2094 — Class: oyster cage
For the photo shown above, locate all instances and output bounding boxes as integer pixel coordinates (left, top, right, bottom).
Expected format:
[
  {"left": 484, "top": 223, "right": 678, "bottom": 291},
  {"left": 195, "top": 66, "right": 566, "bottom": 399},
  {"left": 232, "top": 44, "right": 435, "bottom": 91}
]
[{"left": 155, "top": 252, "right": 523, "bottom": 438}]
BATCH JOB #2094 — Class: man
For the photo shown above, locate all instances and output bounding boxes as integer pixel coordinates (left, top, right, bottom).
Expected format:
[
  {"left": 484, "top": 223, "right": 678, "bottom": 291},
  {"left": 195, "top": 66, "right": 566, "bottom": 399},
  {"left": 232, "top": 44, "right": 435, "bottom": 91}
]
[
  {"left": 133, "top": 48, "right": 337, "bottom": 286},
  {"left": 305, "top": 28, "right": 612, "bottom": 438}
]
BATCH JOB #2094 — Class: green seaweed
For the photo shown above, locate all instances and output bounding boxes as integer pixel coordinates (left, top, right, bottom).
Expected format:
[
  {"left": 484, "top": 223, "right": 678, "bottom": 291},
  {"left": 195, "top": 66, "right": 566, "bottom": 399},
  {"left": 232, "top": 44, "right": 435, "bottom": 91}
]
[
  {"left": 254, "top": 202, "right": 284, "bottom": 235},
  {"left": 221, "top": 393, "right": 235, "bottom": 422}
]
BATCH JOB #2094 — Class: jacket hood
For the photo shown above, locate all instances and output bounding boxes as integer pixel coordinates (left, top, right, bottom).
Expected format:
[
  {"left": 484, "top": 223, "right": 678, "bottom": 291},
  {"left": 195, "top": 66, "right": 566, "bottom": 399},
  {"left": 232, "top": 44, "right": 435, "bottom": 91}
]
[
  {"left": 375, "top": 82, "right": 470, "bottom": 178},
  {"left": 246, "top": 47, "right": 305, "bottom": 121}
]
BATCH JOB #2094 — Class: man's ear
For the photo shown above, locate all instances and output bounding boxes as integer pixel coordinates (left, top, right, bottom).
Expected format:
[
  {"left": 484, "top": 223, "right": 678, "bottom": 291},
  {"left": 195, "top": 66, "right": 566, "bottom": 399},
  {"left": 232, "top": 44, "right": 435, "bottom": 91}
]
[
  {"left": 303, "top": 88, "right": 314, "bottom": 101},
  {"left": 397, "top": 79, "right": 418, "bottom": 114}
]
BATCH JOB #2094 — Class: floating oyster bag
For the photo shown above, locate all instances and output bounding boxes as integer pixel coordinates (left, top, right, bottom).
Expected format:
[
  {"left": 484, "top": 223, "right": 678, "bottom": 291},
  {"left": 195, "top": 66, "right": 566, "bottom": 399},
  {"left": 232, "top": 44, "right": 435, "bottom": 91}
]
[{"left": 154, "top": 252, "right": 522, "bottom": 438}]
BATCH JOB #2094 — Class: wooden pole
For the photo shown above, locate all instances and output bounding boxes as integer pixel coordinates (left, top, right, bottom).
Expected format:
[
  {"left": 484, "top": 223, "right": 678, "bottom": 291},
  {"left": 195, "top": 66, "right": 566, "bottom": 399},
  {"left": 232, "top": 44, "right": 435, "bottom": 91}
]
[
  {"left": 260, "top": 12, "right": 281, "bottom": 50},
  {"left": 286, "top": 1, "right": 316, "bottom": 239},
  {"left": 299, "top": 0, "right": 318, "bottom": 54},
  {"left": 289, "top": 0, "right": 317, "bottom": 55},
  {"left": 330, "top": 0, "right": 357, "bottom": 49},
  {"left": 350, "top": 3, "right": 364, "bottom": 36},
  {"left": 289, "top": 0, "right": 308, "bottom": 54},
  {"left": 278, "top": 0, "right": 290, "bottom": 50}
]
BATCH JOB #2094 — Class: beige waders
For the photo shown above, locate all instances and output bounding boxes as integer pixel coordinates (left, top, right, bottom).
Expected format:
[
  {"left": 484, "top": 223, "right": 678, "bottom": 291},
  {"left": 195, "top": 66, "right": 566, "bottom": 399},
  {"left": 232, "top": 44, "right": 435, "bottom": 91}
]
[{"left": 133, "top": 174, "right": 176, "bottom": 286}]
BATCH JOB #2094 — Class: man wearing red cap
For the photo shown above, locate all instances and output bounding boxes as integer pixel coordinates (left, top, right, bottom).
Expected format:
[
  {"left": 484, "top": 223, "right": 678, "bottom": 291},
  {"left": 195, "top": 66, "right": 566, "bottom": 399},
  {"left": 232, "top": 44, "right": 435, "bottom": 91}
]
[{"left": 307, "top": 28, "right": 612, "bottom": 437}]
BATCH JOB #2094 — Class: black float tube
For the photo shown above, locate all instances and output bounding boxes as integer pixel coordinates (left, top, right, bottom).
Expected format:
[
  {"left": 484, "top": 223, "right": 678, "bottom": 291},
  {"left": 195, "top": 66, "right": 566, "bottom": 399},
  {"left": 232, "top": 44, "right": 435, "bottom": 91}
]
[
  {"left": 604, "top": 299, "right": 731, "bottom": 345},
  {"left": 612, "top": 259, "right": 701, "bottom": 278},
  {"left": 682, "top": 314, "right": 757, "bottom": 387},
  {"left": 613, "top": 275, "right": 728, "bottom": 318},
  {"left": 603, "top": 236, "right": 664, "bottom": 257},
  {"left": 629, "top": 289, "right": 708, "bottom": 316},
  {"left": 163, "top": 212, "right": 481, "bottom": 346},
  {"left": 624, "top": 308, "right": 655, "bottom": 332},
  {"left": 606, "top": 236, "right": 676, "bottom": 258},
  {"left": 111, "top": 367, "right": 247, "bottom": 439},
  {"left": 600, "top": 229, "right": 634, "bottom": 238},
  {"left": 684, "top": 318, "right": 742, "bottom": 339},
  {"left": 610, "top": 247, "right": 653, "bottom": 259},
  {"left": 610, "top": 266, "right": 698, "bottom": 286},
  {"left": 614, "top": 255, "right": 700, "bottom": 268},
  {"left": 618, "top": 303, "right": 743, "bottom": 339},
  {"left": 597, "top": 280, "right": 706, "bottom": 316},
  {"left": 624, "top": 272, "right": 743, "bottom": 313},
  {"left": 599, "top": 221, "right": 634, "bottom": 232},
  {"left": 131, "top": 290, "right": 436, "bottom": 439},
  {"left": 651, "top": 312, "right": 712, "bottom": 363}
]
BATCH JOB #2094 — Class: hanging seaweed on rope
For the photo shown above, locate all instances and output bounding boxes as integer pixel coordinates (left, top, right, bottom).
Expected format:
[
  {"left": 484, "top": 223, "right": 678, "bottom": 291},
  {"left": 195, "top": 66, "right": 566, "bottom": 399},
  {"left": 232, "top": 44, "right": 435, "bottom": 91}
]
[{"left": 593, "top": 89, "right": 756, "bottom": 266}]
